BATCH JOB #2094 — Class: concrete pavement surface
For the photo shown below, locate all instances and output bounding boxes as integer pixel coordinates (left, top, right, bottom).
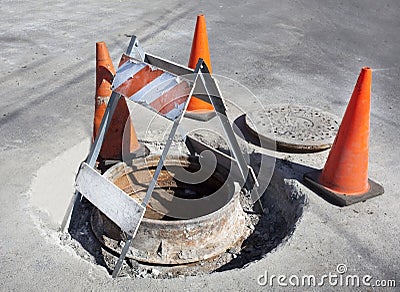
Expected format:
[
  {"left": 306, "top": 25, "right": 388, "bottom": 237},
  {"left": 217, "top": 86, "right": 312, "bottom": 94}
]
[{"left": 1, "top": 0, "right": 399, "bottom": 291}]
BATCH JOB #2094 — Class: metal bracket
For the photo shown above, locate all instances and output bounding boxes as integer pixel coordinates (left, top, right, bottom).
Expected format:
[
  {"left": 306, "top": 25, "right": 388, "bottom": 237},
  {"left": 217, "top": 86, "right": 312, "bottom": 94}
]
[
  {"left": 188, "top": 61, "right": 263, "bottom": 211},
  {"left": 125, "top": 35, "right": 145, "bottom": 62}
]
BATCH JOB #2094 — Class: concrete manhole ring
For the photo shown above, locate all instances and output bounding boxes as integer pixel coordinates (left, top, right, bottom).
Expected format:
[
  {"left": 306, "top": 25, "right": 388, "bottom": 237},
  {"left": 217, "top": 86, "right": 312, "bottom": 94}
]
[
  {"left": 91, "top": 155, "right": 248, "bottom": 265},
  {"left": 58, "top": 153, "right": 308, "bottom": 277},
  {"left": 245, "top": 104, "right": 340, "bottom": 152}
]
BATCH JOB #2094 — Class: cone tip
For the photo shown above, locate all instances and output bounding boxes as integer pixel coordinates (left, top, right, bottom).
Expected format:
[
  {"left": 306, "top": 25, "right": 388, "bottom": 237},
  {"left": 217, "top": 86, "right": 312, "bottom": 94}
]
[
  {"left": 96, "top": 42, "right": 111, "bottom": 61},
  {"left": 360, "top": 66, "right": 372, "bottom": 79},
  {"left": 362, "top": 66, "right": 372, "bottom": 72},
  {"left": 196, "top": 14, "right": 206, "bottom": 23},
  {"left": 96, "top": 41, "right": 106, "bottom": 48}
]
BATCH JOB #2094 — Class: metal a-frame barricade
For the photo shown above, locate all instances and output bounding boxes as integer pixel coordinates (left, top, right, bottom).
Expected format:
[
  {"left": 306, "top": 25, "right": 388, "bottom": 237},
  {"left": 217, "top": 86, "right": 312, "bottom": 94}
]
[{"left": 61, "top": 36, "right": 259, "bottom": 277}]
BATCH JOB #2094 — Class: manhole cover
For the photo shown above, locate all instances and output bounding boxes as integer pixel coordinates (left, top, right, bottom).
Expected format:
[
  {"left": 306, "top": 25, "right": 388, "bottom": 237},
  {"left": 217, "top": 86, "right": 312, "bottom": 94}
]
[{"left": 245, "top": 104, "right": 340, "bottom": 152}]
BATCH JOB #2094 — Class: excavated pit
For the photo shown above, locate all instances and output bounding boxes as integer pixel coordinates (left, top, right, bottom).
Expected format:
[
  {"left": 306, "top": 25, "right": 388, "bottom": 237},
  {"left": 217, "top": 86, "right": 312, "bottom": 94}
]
[
  {"left": 63, "top": 153, "right": 308, "bottom": 278},
  {"left": 91, "top": 155, "right": 248, "bottom": 266},
  {"left": 57, "top": 148, "right": 308, "bottom": 278}
]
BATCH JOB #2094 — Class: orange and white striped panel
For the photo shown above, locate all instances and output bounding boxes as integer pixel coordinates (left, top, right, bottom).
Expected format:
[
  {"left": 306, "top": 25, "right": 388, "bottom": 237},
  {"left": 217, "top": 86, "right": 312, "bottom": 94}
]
[{"left": 112, "top": 59, "right": 192, "bottom": 121}]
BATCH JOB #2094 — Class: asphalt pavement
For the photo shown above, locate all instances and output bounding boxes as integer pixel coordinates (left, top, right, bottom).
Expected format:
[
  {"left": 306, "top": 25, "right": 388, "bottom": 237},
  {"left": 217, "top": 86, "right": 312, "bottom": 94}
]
[{"left": 0, "top": 0, "right": 399, "bottom": 291}]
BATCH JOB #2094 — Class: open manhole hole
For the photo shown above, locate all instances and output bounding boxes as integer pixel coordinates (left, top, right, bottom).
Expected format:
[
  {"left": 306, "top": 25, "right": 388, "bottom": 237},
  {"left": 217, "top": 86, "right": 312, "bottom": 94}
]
[
  {"left": 92, "top": 155, "right": 248, "bottom": 266},
  {"left": 245, "top": 104, "right": 340, "bottom": 152},
  {"left": 73, "top": 154, "right": 308, "bottom": 278}
]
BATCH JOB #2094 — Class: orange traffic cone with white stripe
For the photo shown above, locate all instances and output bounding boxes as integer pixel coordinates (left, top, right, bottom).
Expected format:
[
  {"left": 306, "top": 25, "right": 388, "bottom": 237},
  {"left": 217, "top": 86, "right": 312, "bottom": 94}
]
[
  {"left": 94, "top": 42, "right": 144, "bottom": 161},
  {"left": 303, "top": 67, "right": 384, "bottom": 206},
  {"left": 185, "top": 14, "right": 215, "bottom": 121},
  {"left": 93, "top": 42, "right": 115, "bottom": 141}
]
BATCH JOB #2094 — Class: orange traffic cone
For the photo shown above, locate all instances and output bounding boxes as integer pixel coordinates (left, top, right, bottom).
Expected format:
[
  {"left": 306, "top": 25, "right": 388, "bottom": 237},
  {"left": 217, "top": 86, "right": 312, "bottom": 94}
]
[
  {"left": 185, "top": 14, "right": 215, "bottom": 121},
  {"left": 94, "top": 42, "right": 144, "bottom": 161},
  {"left": 303, "top": 67, "right": 384, "bottom": 206},
  {"left": 93, "top": 42, "right": 115, "bottom": 141}
]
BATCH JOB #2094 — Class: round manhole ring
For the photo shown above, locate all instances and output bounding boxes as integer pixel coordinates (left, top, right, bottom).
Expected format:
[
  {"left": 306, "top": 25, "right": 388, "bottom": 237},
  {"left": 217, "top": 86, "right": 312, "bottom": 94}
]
[
  {"left": 91, "top": 155, "right": 248, "bottom": 265},
  {"left": 245, "top": 104, "right": 340, "bottom": 152}
]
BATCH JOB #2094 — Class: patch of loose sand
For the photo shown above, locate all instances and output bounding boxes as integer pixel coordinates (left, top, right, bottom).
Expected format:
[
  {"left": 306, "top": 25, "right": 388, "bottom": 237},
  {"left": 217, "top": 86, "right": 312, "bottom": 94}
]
[{"left": 30, "top": 138, "right": 91, "bottom": 227}]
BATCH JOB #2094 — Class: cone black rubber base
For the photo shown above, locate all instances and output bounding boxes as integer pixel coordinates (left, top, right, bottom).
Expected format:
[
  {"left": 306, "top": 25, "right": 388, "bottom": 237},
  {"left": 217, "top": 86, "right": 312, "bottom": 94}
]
[
  {"left": 184, "top": 110, "right": 216, "bottom": 121},
  {"left": 303, "top": 170, "right": 384, "bottom": 207}
]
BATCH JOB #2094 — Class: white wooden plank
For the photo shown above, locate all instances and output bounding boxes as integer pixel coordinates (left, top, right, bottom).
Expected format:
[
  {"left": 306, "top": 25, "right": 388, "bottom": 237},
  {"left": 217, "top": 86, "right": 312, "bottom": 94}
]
[{"left": 74, "top": 163, "right": 145, "bottom": 235}]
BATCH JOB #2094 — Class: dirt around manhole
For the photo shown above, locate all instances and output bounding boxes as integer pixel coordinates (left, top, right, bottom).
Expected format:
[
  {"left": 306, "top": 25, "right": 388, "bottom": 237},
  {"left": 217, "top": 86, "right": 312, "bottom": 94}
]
[{"left": 59, "top": 153, "right": 308, "bottom": 278}]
